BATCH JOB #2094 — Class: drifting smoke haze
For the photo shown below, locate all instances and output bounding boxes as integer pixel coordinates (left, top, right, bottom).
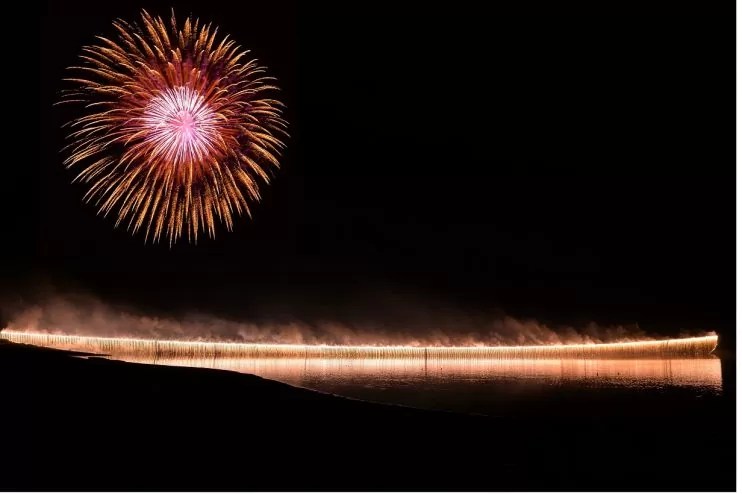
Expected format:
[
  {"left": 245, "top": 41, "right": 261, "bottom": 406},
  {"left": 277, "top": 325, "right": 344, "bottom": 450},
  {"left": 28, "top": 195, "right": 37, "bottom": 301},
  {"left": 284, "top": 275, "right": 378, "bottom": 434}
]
[{"left": 1, "top": 292, "right": 714, "bottom": 346}]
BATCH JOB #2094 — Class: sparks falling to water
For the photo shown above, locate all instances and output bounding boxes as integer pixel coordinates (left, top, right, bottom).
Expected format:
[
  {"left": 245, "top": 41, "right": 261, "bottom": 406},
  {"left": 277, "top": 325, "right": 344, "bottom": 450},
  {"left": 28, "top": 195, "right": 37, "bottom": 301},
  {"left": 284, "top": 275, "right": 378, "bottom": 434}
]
[{"left": 0, "top": 330, "right": 718, "bottom": 360}]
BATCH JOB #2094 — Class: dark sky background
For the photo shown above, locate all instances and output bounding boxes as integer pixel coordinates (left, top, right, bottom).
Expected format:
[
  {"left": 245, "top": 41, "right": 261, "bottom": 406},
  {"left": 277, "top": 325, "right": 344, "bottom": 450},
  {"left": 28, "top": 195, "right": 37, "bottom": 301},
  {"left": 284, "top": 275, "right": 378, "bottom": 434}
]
[{"left": 3, "top": 2, "right": 734, "bottom": 342}]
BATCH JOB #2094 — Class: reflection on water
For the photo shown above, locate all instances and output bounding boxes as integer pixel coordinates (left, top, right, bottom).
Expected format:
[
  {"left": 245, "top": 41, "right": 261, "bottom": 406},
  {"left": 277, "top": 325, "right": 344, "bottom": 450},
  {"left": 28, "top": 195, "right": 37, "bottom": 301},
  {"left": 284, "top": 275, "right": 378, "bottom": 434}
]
[
  {"left": 122, "top": 356, "right": 721, "bottom": 388},
  {"left": 117, "top": 355, "right": 722, "bottom": 415}
]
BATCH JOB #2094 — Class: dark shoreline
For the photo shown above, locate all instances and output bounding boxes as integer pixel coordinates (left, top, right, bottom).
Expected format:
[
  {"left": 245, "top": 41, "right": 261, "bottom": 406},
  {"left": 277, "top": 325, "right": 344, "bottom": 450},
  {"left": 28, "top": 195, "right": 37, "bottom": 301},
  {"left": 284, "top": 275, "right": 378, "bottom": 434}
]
[{"left": 1, "top": 339, "right": 735, "bottom": 491}]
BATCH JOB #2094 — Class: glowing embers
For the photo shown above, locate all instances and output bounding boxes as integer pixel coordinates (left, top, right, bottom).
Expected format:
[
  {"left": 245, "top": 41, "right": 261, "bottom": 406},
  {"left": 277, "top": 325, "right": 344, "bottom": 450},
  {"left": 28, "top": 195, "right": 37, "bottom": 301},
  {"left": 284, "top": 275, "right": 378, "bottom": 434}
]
[{"left": 141, "top": 86, "right": 221, "bottom": 166}]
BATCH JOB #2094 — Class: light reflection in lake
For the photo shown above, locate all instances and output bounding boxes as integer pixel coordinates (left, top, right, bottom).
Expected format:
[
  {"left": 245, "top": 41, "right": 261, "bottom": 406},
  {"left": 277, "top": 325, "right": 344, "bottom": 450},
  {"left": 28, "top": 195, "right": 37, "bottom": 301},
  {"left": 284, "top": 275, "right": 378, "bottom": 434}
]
[
  {"left": 118, "top": 354, "right": 722, "bottom": 415},
  {"left": 120, "top": 355, "right": 720, "bottom": 388}
]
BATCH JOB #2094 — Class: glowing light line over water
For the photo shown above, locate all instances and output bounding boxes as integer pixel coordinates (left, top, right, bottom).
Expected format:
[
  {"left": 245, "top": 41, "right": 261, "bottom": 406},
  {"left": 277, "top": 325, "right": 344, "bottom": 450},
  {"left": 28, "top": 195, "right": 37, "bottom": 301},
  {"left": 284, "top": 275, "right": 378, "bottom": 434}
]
[{"left": 0, "top": 330, "right": 718, "bottom": 359}]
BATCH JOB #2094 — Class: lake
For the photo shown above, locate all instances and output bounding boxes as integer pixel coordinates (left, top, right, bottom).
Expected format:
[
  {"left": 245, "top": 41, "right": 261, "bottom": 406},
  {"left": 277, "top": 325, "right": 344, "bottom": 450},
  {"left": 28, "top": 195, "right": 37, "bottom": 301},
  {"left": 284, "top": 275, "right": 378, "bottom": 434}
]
[{"left": 118, "top": 354, "right": 723, "bottom": 417}]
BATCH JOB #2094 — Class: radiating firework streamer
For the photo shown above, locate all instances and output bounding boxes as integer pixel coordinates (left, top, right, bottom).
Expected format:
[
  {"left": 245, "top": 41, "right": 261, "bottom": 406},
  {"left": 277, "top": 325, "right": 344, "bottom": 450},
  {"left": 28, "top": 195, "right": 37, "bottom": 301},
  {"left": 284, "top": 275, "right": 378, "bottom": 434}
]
[
  {"left": 59, "top": 9, "right": 288, "bottom": 244},
  {"left": 0, "top": 330, "right": 719, "bottom": 360}
]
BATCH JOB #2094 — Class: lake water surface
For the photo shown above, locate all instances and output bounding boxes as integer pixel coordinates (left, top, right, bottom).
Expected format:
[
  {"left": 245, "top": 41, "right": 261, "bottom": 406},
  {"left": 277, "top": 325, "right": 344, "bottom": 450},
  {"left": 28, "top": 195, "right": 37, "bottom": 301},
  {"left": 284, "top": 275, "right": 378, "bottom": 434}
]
[{"left": 119, "top": 355, "right": 723, "bottom": 416}]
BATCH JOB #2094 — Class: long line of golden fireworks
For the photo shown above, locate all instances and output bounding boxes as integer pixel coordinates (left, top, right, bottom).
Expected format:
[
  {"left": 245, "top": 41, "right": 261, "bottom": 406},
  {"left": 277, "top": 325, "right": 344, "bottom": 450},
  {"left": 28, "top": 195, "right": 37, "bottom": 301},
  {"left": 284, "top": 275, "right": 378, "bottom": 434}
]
[{"left": 0, "top": 330, "right": 718, "bottom": 360}]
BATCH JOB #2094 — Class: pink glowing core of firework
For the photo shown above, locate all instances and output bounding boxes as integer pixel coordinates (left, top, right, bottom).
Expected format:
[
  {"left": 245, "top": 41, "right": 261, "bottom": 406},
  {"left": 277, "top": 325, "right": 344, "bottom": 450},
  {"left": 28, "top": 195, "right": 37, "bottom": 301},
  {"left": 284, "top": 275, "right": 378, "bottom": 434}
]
[{"left": 141, "top": 86, "right": 221, "bottom": 166}]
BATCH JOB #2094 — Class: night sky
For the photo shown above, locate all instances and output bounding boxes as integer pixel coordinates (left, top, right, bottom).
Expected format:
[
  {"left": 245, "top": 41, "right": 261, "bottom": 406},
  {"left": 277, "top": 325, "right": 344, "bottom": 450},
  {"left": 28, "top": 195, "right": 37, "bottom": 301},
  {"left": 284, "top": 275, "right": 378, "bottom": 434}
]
[{"left": 4, "top": 2, "right": 734, "bottom": 342}]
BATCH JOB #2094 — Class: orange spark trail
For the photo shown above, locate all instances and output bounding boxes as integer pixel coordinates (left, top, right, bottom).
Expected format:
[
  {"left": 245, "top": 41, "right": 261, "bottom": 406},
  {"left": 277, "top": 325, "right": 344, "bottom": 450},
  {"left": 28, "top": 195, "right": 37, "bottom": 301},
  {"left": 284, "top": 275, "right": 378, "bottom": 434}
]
[{"left": 0, "top": 330, "right": 718, "bottom": 360}]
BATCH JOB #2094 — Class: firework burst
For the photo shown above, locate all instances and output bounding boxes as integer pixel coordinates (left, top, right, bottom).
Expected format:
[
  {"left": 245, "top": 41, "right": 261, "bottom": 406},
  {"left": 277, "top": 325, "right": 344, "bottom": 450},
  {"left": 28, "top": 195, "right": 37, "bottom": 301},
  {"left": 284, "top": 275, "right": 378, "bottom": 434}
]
[{"left": 60, "top": 9, "right": 288, "bottom": 244}]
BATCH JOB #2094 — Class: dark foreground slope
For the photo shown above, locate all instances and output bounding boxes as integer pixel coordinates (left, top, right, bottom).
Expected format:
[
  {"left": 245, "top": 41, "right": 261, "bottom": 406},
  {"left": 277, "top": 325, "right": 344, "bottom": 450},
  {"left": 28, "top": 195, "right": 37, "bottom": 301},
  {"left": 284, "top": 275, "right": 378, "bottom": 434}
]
[{"left": 0, "top": 340, "right": 735, "bottom": 491}]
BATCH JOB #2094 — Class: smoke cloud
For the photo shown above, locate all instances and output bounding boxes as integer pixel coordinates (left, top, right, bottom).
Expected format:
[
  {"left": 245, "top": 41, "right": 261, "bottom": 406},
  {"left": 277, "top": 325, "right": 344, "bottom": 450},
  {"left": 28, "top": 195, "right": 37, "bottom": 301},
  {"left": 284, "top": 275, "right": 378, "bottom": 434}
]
[{"left": 0, "top": 292, "right": 702, "bottom": 346}]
